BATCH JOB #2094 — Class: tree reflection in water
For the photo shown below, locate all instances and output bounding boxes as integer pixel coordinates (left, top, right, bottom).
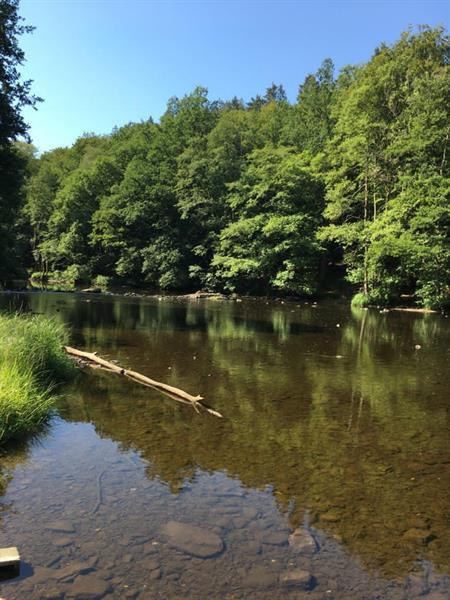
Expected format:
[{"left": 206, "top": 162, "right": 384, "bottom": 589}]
[{"left": 1, "top": 292, "right": 449, "bottom": 583}]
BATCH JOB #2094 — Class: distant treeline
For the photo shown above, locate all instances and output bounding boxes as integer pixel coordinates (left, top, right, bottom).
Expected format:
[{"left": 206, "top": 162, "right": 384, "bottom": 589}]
[{"left": 4, "top": 26, "right": 450, "bottom": 308}]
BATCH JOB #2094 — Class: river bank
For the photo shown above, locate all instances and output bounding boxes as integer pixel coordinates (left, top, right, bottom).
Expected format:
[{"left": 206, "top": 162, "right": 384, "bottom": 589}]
[{"left": 0, "top": 284, "right": 444, "bottom": 315}]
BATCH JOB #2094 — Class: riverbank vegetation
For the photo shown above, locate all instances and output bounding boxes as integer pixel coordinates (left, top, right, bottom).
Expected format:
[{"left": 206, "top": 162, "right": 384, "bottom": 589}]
[
  {"left": 1, "top": 3, "right": 449, "bottom": 309},
  {"left": 0, "top": 313, "right": 74, "bottom": 444}
]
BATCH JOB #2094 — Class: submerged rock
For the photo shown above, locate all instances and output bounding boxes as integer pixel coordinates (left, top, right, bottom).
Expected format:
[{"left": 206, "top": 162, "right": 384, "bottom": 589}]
[
  {"left": 279, "top": 568, "right": 314, "bottom": 589},
  {"left": 142, "top": 541, "right": 159, "bottom": 555},
  {"left": 46, "top": 520, "right": 75, "bottom": 534},
  {"left": 149, "top": 567, "right": 162, "bottom": 580},
  {"left": 66, "top": 574, "right": 111, "bottom": 598},
  {"left": 261, "top": 531, "right": 288, "bottom": 546},
  {"left": 320, "top": 510, "right": 341, "bottom": 523},
  {"left": 162, "top": 521, "right": 224, "bottom": 558},
  {"left": 403, "top": 528, "right": 434, "bottom": 544},
  {"left": 147, "top": 557, "right": 160, "bottom": 574},
  {"left": 41, "top": 587, "right": 67, "bottom": 600},
  {"left": 288, "top": 527, "right": 318, "bottom": 554},
  {"left": 408, "top": 516, "right": 429, "bottom": 530},
  {"left": 214, "top": 505, "right": 241, "bottom": 515},
  {"left": 232, "top": 516, "right": 250, "bottom": 529},
  {"left": 242, "top": 506, "right": 258, "bottom": 520},
  {"left": 32, "top": 566, "right": 59, "bottom": 585},
  {"left": 54, "top": 537, "right": 73, "bottom": 548},
  {"left": 246, "top": 541, "right": 262, "bottom": 555},
  {"left": 242, "top": 566, "right": 277, "bottom": 588},
  {"left": 55, "top": 560, "right": 95, "bottom": 582}
]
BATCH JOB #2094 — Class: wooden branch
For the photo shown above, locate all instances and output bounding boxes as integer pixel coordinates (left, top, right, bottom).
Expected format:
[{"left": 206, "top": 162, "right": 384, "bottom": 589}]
[{"left": 64, "top": 346, "right": 223, "bottom": 418}]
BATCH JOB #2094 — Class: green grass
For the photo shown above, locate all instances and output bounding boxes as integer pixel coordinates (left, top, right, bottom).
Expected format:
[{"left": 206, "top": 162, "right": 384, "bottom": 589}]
[
  {"left": 351, "top": 292, "right": 371, "bottom": 308},
  {"left": 0, "top": 313, "right": 75, "bottom": 445}
]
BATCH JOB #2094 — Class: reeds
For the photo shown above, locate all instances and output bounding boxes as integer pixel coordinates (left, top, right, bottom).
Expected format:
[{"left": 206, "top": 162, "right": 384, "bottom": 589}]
[{"left": 0, "top": 313, "right": 75, "bottom": 444}]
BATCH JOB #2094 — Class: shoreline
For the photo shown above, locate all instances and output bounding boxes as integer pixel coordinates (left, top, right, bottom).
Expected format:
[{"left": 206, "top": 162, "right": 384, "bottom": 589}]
[{"left": 0, "top": 287, "right": 444, "bottom": 314}]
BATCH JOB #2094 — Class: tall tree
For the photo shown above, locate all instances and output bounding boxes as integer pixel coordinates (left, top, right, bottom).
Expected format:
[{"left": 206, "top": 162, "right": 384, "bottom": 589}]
[
  {"left": 321, "top": 27, "right": 450, "bottom": 308},
  {"left": 212, "top": 146, "right": 324, "bottom": 294},
  {"left": 285, "top": 59, "right": 336, "bottom": 152},
  {"left": 0, "top": 0, "right": 40, "bottom": 281}
]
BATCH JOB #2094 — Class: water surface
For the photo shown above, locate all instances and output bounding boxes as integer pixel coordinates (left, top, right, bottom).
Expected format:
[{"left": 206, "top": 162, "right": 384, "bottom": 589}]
[{"left": 0, "top": 292, "right": 449, "bottom": 599}]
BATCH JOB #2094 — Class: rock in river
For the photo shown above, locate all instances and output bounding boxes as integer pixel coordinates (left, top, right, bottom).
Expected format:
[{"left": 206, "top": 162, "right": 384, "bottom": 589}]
[
  {"left": 55, "top": 560, "right": 95, "bottom": 582},
  {"left": 162, "top": 521, "right": 224, "bottom": 558},
  {"left": 46, "top": 520, "right": 75, "bottom": 534},
  {"left": 262, "top": 531, "right": 288, "bottom": 546},
  {"left": 288, "top": 527, "right": 318, "bottom": 554},
  {"left": 402, "top": 528, "right": 434, "bottom": 544},
  {"left": 242, "top": 566, "right": 278, "bottom": 588},
  {"left": 54, "top": 537, "right": 73, "bottom": 548},
  {"left": 66, "top": 574, "right": 111, "bottom": 599},
  {"left": 320, "top": 510, "right": 341, "bottom": 523},
  {"left": 280, "top": 569, "right": 314, "bottom": 590}
]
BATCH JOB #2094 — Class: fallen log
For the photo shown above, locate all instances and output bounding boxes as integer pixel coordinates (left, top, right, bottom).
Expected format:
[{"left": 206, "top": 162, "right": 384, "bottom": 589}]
[{"left": 64, "top": 346, "right": 223, "bottom": 418}]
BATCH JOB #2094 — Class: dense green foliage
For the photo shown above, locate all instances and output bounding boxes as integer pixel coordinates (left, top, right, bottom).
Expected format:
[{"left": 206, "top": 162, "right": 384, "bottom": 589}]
[
  {"left": 0, "top": 0, "right": 40, "bottom": 281},
  {"left": 321, "top": 28, "right": 450, "bottom": 308},
  {"left": 2, "top": 21, "right": 449, "bottom": 308},
  {"left": 0, "top": 313, "right": 74, "bottom": 444}
]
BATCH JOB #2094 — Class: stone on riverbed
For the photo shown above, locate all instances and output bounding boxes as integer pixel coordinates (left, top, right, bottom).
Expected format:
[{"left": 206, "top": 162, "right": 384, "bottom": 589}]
[
  {"left": 41, "top": 587, "right": 68, "bottom": 600},
  {"left": 242, "top": 507, "right": 258, "bottom": 520},
  {"left": 279, "top": 568, "right": 314, "bottom": 589},
  {"left": 147, "top": 557, "right": 161, "bottom": 574},
  {"left": 142, "top": 542, "right": 159, "bottom": 556},
  {"left": 66, "top": 574, "right": 111, "bottom": 598},
  {"left": 262, "top": 531, "right": 288, "bottom": 546},
  {"left": 149, "top": 567, "right": 162, "bottom": 580},
  {"left": 32, "top": 566, "right": 59, "bottom": 585},
  {"left": 46, "top": 520, "right": 75, "bottom": 534},
  {"left": 402, "top": 528, "right": 434, "bottom": 544},
  {"left": 162, "top": 521, "right": 224, "bottom": 558},
  {"left": 55, "top": 560, "right": 95, "bottom": 582},
  {"left": 320, "top": 510, "right": 341, "bottom": 523},
  {"left": 54, "top": 537, "right": 73, "bottom": 548},
  {"left": 288, "top": 527, "right": 318, "bottom": 554},
  {"left": 242, "top": 566, "right": 278, "bottom": 588}
]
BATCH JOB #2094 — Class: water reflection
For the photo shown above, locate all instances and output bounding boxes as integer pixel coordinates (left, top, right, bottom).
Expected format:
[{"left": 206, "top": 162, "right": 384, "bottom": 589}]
[{"left": 0, "top": 292, "right": 449, "bottom": 595}]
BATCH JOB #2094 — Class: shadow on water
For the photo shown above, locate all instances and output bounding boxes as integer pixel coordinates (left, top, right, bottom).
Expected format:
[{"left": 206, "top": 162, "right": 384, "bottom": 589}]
[{"left": 0, "top": 291, "right": 449, "bottom": 598}]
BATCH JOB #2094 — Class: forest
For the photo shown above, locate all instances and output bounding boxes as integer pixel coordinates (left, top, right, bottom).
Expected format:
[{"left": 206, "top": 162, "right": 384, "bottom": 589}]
[{"left": 1, "top": 11, "right": 449, "bottom": 308}]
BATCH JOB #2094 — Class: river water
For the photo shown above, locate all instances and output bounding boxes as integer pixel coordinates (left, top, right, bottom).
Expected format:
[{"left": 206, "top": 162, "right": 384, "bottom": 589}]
[{"left": 0, "top": 292, "right": 449, "bottom": 599}]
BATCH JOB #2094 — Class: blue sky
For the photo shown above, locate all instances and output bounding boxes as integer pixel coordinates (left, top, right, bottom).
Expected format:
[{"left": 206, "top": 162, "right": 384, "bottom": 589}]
[{"left": 19, "top": 0, "right": 449, "bottom": 152}]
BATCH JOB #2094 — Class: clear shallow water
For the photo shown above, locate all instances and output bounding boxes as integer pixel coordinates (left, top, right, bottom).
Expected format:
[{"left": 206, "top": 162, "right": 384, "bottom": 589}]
[{"left": 0, "top": 291, "right": 449, "bottom": 599}]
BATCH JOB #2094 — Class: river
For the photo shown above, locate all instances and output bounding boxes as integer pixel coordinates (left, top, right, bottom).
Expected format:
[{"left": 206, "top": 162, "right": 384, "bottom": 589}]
[{"left": 0, "top": 291, "right": 449, "bottom": 599}]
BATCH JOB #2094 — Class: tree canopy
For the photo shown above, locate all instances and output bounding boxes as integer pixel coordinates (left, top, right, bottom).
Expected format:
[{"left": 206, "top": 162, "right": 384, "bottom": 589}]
[
  {"left": 4, "top": 24, "right": 450, "bottom": 309},
  {"left": 0, "top": 0, "right": 40, "bottom": 280}
]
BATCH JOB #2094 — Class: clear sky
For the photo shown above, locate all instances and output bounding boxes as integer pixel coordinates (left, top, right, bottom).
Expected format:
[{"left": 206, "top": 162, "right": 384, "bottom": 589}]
[{"left": 18, "top": 0, "right": 449, "bottom": 152}]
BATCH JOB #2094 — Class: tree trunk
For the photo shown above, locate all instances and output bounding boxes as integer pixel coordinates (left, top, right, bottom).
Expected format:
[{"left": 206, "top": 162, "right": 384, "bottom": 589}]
[
  {"left": 64, "top": 346, "right": 223, "bottom": 418},
  {"left": 363, "top": 165, "right": 369, "bottom": 296}
]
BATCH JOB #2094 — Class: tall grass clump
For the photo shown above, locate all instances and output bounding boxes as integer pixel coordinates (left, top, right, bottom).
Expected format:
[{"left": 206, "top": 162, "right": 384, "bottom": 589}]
[
  {"left": 351, "top": 292, "right": 371, "bottom": 308},
  {"left": 0, "top": 313, "right": 75, "bottom": 444}
]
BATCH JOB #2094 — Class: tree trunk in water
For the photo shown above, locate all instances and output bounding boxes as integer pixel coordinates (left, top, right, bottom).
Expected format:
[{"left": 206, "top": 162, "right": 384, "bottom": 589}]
[{"left": 64, "top": 346, "right": 223, "bottom": 418}]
